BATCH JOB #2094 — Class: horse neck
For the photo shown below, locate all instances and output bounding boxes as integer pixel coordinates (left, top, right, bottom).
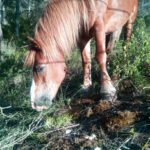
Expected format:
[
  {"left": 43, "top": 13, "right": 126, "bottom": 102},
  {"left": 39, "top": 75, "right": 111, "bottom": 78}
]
[{"left": 34, "top": 0, "right": 89, "bottom": 59}]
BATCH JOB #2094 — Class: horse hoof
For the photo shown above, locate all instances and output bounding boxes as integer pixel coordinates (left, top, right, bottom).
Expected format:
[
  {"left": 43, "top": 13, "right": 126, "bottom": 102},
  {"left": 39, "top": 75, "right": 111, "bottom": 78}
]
[
  {"left": 101, "top": 92, "right": 117, "bottom": 102},
  {"left": 81, "top": 84, "right": 91, "bottom": 92}
]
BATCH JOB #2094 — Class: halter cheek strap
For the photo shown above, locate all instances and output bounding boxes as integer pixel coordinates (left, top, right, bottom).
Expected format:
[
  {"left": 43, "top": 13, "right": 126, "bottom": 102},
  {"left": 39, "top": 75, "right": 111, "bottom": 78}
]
[
  {"left": 36, "top": 61, "right": 66, "bottom": 65},
  {"left": 35, "top": 61, "right": 70, "bottom": 74}
]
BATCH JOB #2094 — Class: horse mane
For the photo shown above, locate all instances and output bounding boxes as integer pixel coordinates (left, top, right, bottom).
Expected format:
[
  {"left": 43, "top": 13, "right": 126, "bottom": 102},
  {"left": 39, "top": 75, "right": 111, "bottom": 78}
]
[{"left": 25, "top": 0, "right": 95, "bottom": 66}]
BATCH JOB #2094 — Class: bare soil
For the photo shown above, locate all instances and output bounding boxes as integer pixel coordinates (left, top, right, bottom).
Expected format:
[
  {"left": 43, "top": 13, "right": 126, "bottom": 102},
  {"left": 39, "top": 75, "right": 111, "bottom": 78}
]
[{"left": 31, "top": 95, "right": 150, "bottom": 150}]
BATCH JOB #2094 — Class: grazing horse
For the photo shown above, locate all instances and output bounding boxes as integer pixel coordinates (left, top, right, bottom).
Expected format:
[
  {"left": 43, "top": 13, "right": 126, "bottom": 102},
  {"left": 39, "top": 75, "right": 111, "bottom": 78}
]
[{"left": 25, "top": 0, "right": 138, "bottom": 111}]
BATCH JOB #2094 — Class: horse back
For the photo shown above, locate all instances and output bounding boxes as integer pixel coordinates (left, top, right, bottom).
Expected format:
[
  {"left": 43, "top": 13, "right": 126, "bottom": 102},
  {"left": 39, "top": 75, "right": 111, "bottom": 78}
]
[{"left": 88, "top": 0, "right": 138, "bottom": 33}]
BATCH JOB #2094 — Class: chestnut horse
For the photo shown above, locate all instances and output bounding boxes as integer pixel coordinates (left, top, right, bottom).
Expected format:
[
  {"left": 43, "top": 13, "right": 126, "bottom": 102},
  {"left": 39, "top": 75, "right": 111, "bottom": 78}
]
[{"left": 25, "top": 0, "right": 138, "bottom": 111}]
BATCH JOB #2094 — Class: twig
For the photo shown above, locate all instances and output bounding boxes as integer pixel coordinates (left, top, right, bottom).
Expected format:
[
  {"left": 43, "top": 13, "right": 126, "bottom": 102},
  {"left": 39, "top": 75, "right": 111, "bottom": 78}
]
[
  {"left": 0, "top": 106, "right": 11, "bottom": 118},
  {"left": 0, "top": 113, "right": 44, "bottom": 149},
  {"left": 20, "top": 44, "right": 29, "bottom": 49},
  {"left": 117, "top": 137, "right": 132, "bottom": 150},
  {"left": 71, "top": 88, "right": 83, "bottom": 99},
  {"left": 41, "top": 123, "right": 80, "bottom": 149},
  {"left": 143, "top": 86, "right": 150, "bottom": 90},
  {"left": 142, "top": 137, "right": 150, "bottom": 150},
  {"left": 42, "top": 123, "right": 80, "bottom": 136},
  {"left": 129, "top": 80, "right": 141, "bottom": 95}
]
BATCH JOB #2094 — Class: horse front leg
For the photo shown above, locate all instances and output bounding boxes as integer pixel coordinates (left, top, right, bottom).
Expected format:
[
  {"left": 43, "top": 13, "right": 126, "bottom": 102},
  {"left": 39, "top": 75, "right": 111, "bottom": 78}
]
[
  {"left": 80, "top": 40, "right": 92, "bottom": 90},
  {"left": 94, "top": 21, "right": 117, "bottom": 101}
]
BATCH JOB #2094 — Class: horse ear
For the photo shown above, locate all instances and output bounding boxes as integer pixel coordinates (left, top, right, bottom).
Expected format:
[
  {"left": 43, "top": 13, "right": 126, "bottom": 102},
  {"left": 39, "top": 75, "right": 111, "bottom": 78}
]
[
  {"left": 24, "top": 37, "right": 42, "bottom": 67},
  {"left": 27, "top": 36, "right": 41, "bottom": 51},
  {"left": 24, "top": 50, "right": 36, "bottom": 67}
]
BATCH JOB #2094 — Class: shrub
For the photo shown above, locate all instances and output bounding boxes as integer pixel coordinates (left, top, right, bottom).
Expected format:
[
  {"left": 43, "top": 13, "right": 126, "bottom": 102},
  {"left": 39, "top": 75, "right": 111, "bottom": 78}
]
[
  {"left": 109, "top": 17, "right": 150, "bottom": 95},
  {"left": 0, "top": 47, "right": 31, "bottom": 107}
]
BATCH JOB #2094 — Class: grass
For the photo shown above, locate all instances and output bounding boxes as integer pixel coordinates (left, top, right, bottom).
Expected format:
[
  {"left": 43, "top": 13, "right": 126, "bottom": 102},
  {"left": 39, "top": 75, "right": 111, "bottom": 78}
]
[{"left": 0, "top": 103, "right": 74, "bottom": 150}]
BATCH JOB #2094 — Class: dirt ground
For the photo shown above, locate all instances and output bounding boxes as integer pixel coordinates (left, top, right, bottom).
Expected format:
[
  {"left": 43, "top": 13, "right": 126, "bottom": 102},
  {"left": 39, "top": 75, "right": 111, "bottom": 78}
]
[{"left": 34, "top": 94, "right": 150, "bottom": 150}]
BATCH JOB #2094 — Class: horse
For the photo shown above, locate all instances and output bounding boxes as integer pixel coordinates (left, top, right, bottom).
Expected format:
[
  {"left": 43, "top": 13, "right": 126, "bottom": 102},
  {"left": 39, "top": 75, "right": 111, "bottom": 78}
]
[{"left": 25, "top": 0, "right": 138, "bottom": 111}]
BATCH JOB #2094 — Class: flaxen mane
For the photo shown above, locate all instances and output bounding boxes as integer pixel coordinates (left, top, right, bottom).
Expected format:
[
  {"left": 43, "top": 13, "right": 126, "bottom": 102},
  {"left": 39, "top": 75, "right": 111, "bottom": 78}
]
[{"left": 25, "top": 0, "right": 95, "bottom": 66}]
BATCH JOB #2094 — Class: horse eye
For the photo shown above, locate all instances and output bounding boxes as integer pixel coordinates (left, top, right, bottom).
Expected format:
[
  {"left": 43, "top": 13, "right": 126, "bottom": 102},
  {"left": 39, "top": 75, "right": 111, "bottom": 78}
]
[{"left": 34, "top": 65, "right": 45, "bottom": 73}]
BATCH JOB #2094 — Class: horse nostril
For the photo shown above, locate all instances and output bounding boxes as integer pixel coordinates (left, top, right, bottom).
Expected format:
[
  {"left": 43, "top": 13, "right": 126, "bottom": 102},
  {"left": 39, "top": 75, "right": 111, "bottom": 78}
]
[
  {"left": 31, "top": 102, "right": 37, "bottom": 110},
  {"left": 44, "top": 99, "right": 52, "bottom": 106}
]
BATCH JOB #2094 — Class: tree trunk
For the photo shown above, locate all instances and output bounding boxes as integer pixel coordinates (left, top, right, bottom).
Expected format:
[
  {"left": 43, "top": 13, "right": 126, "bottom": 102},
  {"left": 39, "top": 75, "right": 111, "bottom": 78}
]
[
  {"left": 0, "top": 0, "right": 3, "bottom": 60},
  {"left": 15, "top": 0, "right": 20, "bottom": 37},
  {"left": 28, "top": 0, "right": 31, "bottom": 18}
]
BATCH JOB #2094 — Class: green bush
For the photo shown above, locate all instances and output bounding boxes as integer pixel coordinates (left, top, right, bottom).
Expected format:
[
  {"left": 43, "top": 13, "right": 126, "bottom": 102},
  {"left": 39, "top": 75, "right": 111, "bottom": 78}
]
[
  {"left": 0, "top": 48, "right": 31, "bottom": 107},
  {"left": 109, "top": 17, "right": 150, "bottom": 94}
]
